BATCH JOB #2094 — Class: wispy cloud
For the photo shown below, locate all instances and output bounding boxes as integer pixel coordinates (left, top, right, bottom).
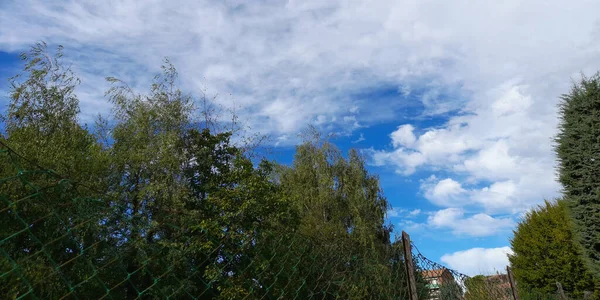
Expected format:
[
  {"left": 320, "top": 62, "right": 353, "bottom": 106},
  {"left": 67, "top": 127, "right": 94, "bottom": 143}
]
[
  {"left": 351, "top": 133, "right": 365, "bottom": 144},
  {"left": 3, "top": 0, "right": 596, "bottom": 145},
  {"left": 386, "top": 208, "right": 405, "bottom": 218},
  {"left": 1, "top": 0, "right": 599, "bottom": 246},
  {"left": 427, "top": 208, "right": 514, "bottom": 237},
  {"left": 397, "top": 207, "right": 514, "bottom": 237},
  {"left": 408, "top": 209, "right": 421, "bottom": 217}
]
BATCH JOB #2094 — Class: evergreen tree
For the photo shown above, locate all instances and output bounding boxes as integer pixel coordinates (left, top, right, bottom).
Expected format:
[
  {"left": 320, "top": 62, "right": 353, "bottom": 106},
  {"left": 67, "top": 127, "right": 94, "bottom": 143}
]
[
  {"left": 509, "top": 200, "right": 595, "bottom": 298},
  {"left": 556, "top": 73, "right": 600, "bottom": 286}
]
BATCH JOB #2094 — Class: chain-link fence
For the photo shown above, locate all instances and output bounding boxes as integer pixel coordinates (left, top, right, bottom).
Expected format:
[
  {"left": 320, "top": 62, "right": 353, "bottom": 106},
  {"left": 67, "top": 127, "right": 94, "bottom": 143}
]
[
  {"left": 1, "top": 142, "right": 416, "bottom": 299},
  {"left": 0, "top": 142, "right": 575, "bottom": 299},
  {"left": 410, "top": 241, "right": 515, "bottom": 300}
]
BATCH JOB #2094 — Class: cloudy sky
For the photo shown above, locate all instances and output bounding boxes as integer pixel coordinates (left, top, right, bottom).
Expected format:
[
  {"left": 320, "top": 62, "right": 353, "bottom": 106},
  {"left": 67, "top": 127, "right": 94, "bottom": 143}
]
[{"left": 1, "top": 0, "right": 599, "bottom": 276}]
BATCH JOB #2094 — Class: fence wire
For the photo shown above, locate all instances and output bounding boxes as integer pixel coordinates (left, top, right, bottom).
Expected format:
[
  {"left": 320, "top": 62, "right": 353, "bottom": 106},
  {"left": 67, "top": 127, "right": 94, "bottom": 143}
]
[
  {"left": 1, "top": 141, "right": 565, "bottom": 300},
  {"left": 0, "top": 142, "right": 415, "bottom": 299},
  {"left": 410, "top": 242, "right": 515, "bottom": 300}
]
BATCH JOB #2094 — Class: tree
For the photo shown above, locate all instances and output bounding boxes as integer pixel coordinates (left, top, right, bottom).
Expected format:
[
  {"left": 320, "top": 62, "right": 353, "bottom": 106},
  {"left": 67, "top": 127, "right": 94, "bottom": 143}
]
[
  {"left": 1, "top": 42, "right": 422, "bottom": 299},
  {"left": 273, "top": 131, "right": 396, "bottom": 298},
  {"left": 464, "top": 275, "right": 491, "bottom": 300},
  {"left": 439, "top": 280, "right": 463, "bottom": 300},
  {"left": 2, "top": 42, "right": 107, "bottom": 186},
  {"left": 556, "top": 73, "right": 600, "bottom": 284},
  {"left": 101, "top": 60, "right": 294, "bottom": 298},
  {"left": 0, "top": 43, "right": 108, "bottom": 298},
  {"left": 509, "top": 200, "right": 595, "bottom": 298}
]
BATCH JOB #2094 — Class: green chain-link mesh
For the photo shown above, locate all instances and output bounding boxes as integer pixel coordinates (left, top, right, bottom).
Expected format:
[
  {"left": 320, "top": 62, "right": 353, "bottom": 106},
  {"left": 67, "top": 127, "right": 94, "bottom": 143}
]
[{"left": 1, "top": 142, "right": 555, "bottom": 300}]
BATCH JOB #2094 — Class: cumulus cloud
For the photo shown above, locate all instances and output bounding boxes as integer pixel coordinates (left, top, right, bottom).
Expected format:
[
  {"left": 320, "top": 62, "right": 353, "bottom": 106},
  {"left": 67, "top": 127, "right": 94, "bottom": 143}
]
[
  {"left": 441, "top": 247, "right": 514, "bottom": 276},
  {"left": 421, "top": 176, "right": 467, "bottom": 207},
  {"left": 373, "top": 82, "right": 564, "bottom": 213},
  {"left": 420, "top": 175, "right": 529, "bottom": 214},
  {"left": 427, "top": 208, "right": 514, "bottom": 237},
  {"left": 371, "top": 148, "right": 425, "bottom": 175},
  {"left": 391, "top": 124, "right": 416, "bottom": 148}
]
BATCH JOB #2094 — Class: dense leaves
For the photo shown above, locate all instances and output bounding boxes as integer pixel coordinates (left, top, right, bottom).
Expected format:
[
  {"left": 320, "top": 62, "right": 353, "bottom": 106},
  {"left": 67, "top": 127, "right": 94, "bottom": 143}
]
[
  {"left": 509, "top": 200, "right": 595, "bottom": 298},
  {"left": 0, "top": 43, "right": 412, "bottom": 299},
  {"left": 556, "top": 73, "right": 600, "bottom": 290}
]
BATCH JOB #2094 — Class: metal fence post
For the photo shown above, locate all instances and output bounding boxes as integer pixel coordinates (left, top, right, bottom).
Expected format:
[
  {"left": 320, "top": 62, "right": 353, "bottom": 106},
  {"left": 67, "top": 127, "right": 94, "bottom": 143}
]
[{"left": 402, "top": 231, "right": 419, "bottom": 300}]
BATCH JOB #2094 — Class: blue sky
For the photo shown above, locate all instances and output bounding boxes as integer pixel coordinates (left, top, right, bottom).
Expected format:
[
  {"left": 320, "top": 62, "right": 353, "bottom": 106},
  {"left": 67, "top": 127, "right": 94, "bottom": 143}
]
[{"left": 2, "top": 0, "right": 600, "bottom": 276}]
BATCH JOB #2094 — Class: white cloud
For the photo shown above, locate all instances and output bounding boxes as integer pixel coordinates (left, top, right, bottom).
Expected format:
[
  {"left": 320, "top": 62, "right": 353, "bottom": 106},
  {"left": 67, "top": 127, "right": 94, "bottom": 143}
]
[
  {"left": 441, "top": 247, "right": 514, "bottom": 276},
  {"left": 388, "top": 207, "right": 422, "bottom": 220},
  {"left": 315, "top": 115, "right": 328, "bottom": 125},
  {"left": 409, "top": 209, "right": 421, "bottom": 216},
  {"left": 391, "top": 124, "right": 416, "bottom": 148},
  {"left": 352, "top": 133, "right": 365, "bottom": 144},
  {"left": 421, "top": 176, "right": 467, "bottom": 207},
  {"left": 373, "top": 82, "right": 563, "bottom": 213},
  {"left": 371, "top": 148, "right": 425, "bottom": 175},
  {"left": 0, "top": 0, "right": 596, "bottom": 147},
  {"left": 399, "top": 219, "right": 426, "bottom": 233},
  {"left": 386, "top": 208, "right": 402, "bottom": 218},
  {"left": 0, "top": 0, "right": 595, "bottom": 231},
  {"left": 427, "top": 208, "right": 514, "bottom": 237}
]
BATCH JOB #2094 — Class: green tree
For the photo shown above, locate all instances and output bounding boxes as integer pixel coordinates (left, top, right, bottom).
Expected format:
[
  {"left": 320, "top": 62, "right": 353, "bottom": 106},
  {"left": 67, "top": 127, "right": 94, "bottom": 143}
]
[
  {"left": 0, "top": 43, "right": 108, "bottom": 298},
  {"left": 465, "top": 275, "right": 491, "bottom": 300},
  {"left": 2, "top": 42, "right": 107, "bottom": 186},
  {"left": 556, "top": 73, "right": 600, "bottom": 284},
  {"left": 273, "top": 131, "right": 397, "bottom": 298},
  {"left": 439, "top": 280, "right": 463, "bottom": 300},
  {"left": 0, "top": 42, "right": 422, "bottom": 299},
  {"left": 100, "top": 60, "right": 297, "bottom": 299},
  {"left": 509, "top": 200, "right": 595, "bottom": 298}
]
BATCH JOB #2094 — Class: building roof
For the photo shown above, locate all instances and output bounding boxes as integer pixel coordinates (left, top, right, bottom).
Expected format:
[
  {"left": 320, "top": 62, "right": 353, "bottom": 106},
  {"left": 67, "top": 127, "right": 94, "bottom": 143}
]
[{"left": 420, "top": 268, "right": 455, "bottom": 284}]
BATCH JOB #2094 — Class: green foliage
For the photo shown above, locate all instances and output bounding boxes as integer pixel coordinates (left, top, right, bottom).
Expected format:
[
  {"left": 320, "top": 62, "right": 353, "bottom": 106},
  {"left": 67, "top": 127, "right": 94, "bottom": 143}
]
[
  {"left": 464, "top": 275, "right": 491, "bottom": 300},
  {"left": 1, "top": 43, "right": 108, "bottom": 298},
  {"left": 509, "top": 200, "right": 595, "bottom": 297},
  {"left": 272, "top": 131, "right": 403, "bottom": 298},
  {"left": 2, "top": 42, "right": 106, "bottom": 185},
  {"left": 439, "top": 280, "right": 462, "bottom": 300},
  {"left": 556, "top": 73, "right": 600, "bottom": 282},
  {"left": 1, "top": 43, "right": 425, "bottom": 299}
]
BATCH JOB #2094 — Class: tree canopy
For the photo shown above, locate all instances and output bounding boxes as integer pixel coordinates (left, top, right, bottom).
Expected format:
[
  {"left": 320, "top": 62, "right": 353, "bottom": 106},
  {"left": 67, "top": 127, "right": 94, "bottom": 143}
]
[
  {"left": 0, "top": 43, "right": 418, "bottom": 299},
  {"left": 509, "top": 200, "right": 595, "bottom": 298},
  {"left": 555, "top": 73, "right": 600, "bottom": 292}
]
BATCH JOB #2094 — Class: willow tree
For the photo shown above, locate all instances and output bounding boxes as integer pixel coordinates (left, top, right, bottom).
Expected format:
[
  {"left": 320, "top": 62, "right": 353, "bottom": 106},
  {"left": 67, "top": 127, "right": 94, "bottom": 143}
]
[
  {"left": 273, "top": 130, "right": 396, "bottom": 298},
  {"left": 0, "top": 43, "right": 108, "bottom": 298}
]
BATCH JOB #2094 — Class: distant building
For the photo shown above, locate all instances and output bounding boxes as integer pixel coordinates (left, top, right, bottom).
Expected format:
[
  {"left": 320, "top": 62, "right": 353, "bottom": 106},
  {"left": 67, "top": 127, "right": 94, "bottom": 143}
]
[{"left": 421, "top": 268, "right": 456, "bottom": 300}]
